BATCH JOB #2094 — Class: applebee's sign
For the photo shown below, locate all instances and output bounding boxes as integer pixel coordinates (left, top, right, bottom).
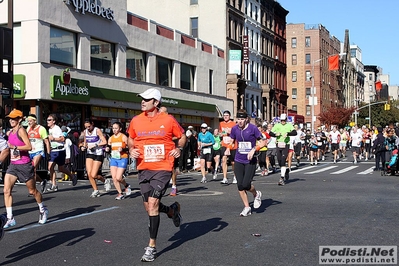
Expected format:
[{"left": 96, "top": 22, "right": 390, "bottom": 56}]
[
  {"left": 50, "top": 75, "right": 90, "bottom": 102},
  {"left": 64, "top": 0, "right": 115, "bottom": 21}
]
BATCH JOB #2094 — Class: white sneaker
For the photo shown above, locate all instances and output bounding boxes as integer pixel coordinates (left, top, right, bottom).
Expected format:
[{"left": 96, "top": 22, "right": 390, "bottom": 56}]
[
  {"left": 213, "top": 173, "right": 217, "bottom": 180},
  {"left": 322, "top": 156, "right": 325, "bottom": 161},
  {"left": 200, "top": 177, "right": 207, "bottom": 183},
  {"left": 315, "top": 160, "right": 318, "bottom": 165},
  {"left": 253, "top": 191, "right": 262, "bottom": 209},
  {"left": 38, "top": 208, "right": 49, "bottom": 224},
  {"left": 240, "top": 207, "right": 252, "bottom": 217},
  {"left": 104, "top": 179, "right": 111, "bottom": 192},
  {"left": 220, "top": 178, "right": 228, "bottom": 184},
  {"left": 232, "top": 176, "right": 237, "bottom": 184},
  {"left": 90, "top": 190, "right": 100, "bottom": 198}
]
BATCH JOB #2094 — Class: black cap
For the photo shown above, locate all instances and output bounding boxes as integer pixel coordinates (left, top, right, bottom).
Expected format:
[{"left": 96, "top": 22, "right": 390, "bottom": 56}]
[{"left": 377, "top": 127, "right": 383, "bottom": 132}]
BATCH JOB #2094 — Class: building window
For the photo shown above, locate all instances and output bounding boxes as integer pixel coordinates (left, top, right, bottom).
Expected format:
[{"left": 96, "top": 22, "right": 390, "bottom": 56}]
[
  {"left": 190, "top": 0, "right": 198, "bottom": 4},
  {"left": 50, "top": 27, "right": 77, "bottom": 67},
  {"left": 180, "top": 63, "right": 195, "bottom": 90},
  {"left": 292, "top": 54, "right": 297, "bottom": 65},
  {"left": 292, "top": 105, "right": 297, "bottom": 111},
  {"left": 292, "top": 88, "right": 297, "bottom": 99},
  {"left": 126, "top": 48, "right": 146, "bottom": 81},
  {"left": 305, "top": 54, "right": 311, "bottom": 64},
  {"left": 191, "top": 17, "right": 198, "bottom": 38},
  {"left": 209, "top": 69, "right": 213, "bottom": 94},
  {"left": 292, "top": 71, "right": 297, "bottom": 82},
  {"left": 306, "top": 105, "right": 311, "bottom": 116},
  {"left": 369, "top": 73, "right": 373, "bottom": 80},
  {"left": 306, "top": 87, "right": 311, "bottom": 97},
  {"left": 305, "top": 36, "right": 311, "bottom": 47},
  {"left": 306, "top": 71, "right": 311, "bottom": 81},
  {"left": 90, "top": 39, "right": 114, "bottom": 75},
  {"left": 291, "top": 37, "right": 297, "bottom": 48},
  {"left": 156, "top": 57, "right": 172, "bottom": 87}
]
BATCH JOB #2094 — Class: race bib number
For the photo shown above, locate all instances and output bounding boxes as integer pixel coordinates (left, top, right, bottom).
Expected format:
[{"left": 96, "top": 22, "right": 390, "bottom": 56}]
[
  {"left": 203, "top": 148, "right": 211, "bottom": 155},
  {"left": 143, "top": 144, "right": 165, "bottom": 162},
  {"left": 277, "top": 142, "right": 286, "bottom": 148},
  {"left": 223, "top": 136, "right": 232, "bottom": 144},
  {"left": 10, "top": 148, "right": 21, "bottom": 162},
  {"left": 317, "top": 142, "right": 322, "bottom": 146},
  {"left": 238, "top": 142, "right": 252, "bottom": 154},
  {"left": 111, "top": 150, "right": 121, "bottom": 159},
  {"left": 365, "top": 139, "right": 370, "bottom": 143}
]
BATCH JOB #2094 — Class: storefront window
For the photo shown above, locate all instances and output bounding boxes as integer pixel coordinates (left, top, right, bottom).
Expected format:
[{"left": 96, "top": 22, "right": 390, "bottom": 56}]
[
  {"left": 90, "top": 39, "right": 115, "bottom": 75},
  {"left": 181, "top": 63, "right": 194, "bottom": 90},
  {"left": 156, "top": 57, "right": 172, "bottom": 86},
  {"left": 50, "top": 27, "right": 77, "bottom": 67},
  {"left": 126, "top": 48, "right": 146, "bottom": 81}
]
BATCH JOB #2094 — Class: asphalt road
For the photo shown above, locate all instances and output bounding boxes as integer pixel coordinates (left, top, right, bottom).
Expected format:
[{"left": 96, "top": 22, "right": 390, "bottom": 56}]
[{"left": 0, "top": 157, "right": 398, "bottom": 266}]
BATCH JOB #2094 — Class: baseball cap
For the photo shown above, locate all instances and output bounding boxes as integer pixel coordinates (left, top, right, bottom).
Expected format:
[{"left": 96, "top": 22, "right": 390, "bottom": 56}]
[
  {"left": 6, "top": 109, "right": 23, "bottom": 119},
  {"left": 186, "top": 130, "right": 193, "bottom": 137},
  {"left": 188, "top": 126, "right": 193, "bottom": 129},
  {"left": 393, "top": 149, "right": 398, "bottom": 155},
  {"left": 201, "top": 123, "right": 208, "bottom": 128},
  {"left": 280, "top": 113, "right": 287, "bottom": 120},
  {"left": 138, "top": 88, "right": 162, "bottom": 101}
]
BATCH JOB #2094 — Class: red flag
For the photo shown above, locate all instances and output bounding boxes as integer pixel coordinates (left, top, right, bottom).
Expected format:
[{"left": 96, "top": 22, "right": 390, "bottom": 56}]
[
  {"left": 328, "top": 55, "right": 339, "bottom": 70},
  {"left": 375, "top": 81, "right": 382, "bottom": 91}
]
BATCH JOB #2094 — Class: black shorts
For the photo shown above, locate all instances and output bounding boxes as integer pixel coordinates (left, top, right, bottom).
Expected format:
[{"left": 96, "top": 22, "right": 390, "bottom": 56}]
[
  {"left": 220, "top": 146, "right": 236, "bottom": 162},
  {"left": 213, "top": 149, "right": 222, "bottom": 158},
  {"left": 138, "top": 170, "right": 172, "bottom": 200},
  {"left": 86, "top": 153, "right": 104, "bottom": 162},
  {"left": 331, "top": 143, "right": 339, "bottom": 152},
  {"left": 200, "top": 148, "right": 213, "bottom": 162},
  {"left": 7, "top": 163, "right": 35, "bottom": 183}
]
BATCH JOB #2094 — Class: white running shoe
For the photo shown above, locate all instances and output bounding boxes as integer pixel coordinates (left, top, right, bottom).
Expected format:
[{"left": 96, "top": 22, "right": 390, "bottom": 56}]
[
  {"left": 240, "top": 207, "right": 252, "bottom": 217},
  {"left": 90, "top": 190, "right": 100, "bottom": 198},
  {"left": 213, "top": 172, "right": 217, "bottom": 180},
  {"left": 232, "top": 176, "right": 237, "bottom": 184},
  {"left": 125, "top": 184, "right": 132, "bottom": 196},
  {"left": 220, "top": 178, "right": 229, "bottom": 184},
  {"left": 3, "top": 217, "right": 16, "bottom": 229},
  {"left": 104, "top": 179, "right": 111, "bottom": 192},
  {"left": 38, "top": 208, "right": 49, "bottom": 224},
  {"left": 200, "top": 177, "right": 207, "bottom": 183},
  {"left": 253, "top": 191, "right": 262, "bottom": 209}
]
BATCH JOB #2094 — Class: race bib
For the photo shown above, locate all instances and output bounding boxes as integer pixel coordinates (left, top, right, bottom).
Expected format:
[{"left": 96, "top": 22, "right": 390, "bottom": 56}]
[
  {"left": 317, "top": 137, "right": 321, "bottom": 141},
  {"left": 277, "top": 142, "right": 286, "bottom": 148},
  {"left": 143, "top": 144, "right": 165, "bottom": 162},
  {"left": 10, "top": 148, "right": 21, "bottom": 162},
  {"left": 238, "top": 142, "right": 252, "bottom": 154},
  {"left": 365, "top": 139, "right": 370, "bottom": 143},
  {"left": 317, "top": 142, "right": 322, "bottom": 146},
  {"left": 223, "top": 136, "right": 232, "bottom": 144},
  {"left": 203, "top": 148, "right": 211, "bottom": 154},
  {"left": 111, "top": 150, "right": 121, "bottom": 159}
]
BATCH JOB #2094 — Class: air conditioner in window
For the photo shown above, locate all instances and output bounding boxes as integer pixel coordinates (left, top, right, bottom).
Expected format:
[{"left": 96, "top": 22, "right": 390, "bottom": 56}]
[
  {"left": 292, "top": 95, "right": 297, "bottom": 99},
  {"left": 306, "top": 95, "right": 310, "bottom": 99}
]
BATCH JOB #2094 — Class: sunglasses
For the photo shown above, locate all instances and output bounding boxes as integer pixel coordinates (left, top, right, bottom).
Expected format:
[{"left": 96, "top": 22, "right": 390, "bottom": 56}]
[
  {"left": 142, "top": 98, "right": 153, "bottom": 102},
  {"left": 47, "top": 119, "right": 53, "bottom": 121}
]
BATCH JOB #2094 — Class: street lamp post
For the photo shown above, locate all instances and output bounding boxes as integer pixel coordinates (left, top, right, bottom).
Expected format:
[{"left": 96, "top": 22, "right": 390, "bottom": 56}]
[{"left": 310, "top": 53, "right": 346, "bottom": 133}]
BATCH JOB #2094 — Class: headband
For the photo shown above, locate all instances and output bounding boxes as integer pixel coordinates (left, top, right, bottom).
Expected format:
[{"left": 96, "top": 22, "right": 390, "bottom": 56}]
[
  {"left": 236, "top": 113, "right": 248, "bottom": 118},
  {"left": 27, "top": 116, "right": 37, "bottom": 121}
]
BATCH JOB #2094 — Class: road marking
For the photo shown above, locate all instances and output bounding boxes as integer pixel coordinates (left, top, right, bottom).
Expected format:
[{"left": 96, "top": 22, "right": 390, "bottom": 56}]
[
  {"left": 8, "top": 206, "right": 119, "bottom": 234},
  {"left": 179, "top": 191, "right": 224, "bottom": 196},
  {"left": 330, "top": 166, "right": 358, "bottom": 174},
  {"left": 357, "top": 167, "right": 374, "bottom": 175},
  {"left": 304, "top": 166, "right": 337, "bottom": 174}
]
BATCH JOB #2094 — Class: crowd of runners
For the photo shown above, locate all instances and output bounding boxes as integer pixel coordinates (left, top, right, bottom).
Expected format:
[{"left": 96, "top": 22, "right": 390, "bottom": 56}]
[{"left": 1, "top": 87, "right": 399, "bottom": 262}]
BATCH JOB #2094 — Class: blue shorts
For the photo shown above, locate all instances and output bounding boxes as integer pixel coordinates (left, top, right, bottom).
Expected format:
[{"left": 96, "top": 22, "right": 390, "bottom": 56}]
[
  {"left": 29, "top": 150, "right": 45, "bottom": 160},
  {"left": 49, "top": 150, "right": 66, "bottom": 166},
  {"left": 110, "top": 157, "right": 128, "bottom": 168}
]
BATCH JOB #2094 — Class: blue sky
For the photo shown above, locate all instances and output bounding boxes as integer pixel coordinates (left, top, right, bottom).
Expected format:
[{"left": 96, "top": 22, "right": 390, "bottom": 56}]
[{"left": 280, "top": 0, "right": 399, "bottom": 85}]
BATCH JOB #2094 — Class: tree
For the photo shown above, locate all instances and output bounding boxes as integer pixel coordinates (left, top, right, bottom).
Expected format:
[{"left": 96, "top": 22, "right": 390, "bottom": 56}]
[{"left": 318, "top": 106, "right": 356, "bottom": 128}]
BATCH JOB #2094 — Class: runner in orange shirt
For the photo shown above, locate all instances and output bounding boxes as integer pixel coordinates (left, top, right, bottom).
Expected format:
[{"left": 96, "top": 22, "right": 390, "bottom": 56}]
[
  {"left": 219, "top": 110, "right": 237, "bottom": 184},
  {"left": 128, "top": 88, "right": 186, "bottom": 262}
]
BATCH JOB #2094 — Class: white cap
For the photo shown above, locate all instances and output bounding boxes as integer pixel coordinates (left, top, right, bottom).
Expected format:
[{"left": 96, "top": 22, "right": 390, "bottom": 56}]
[
  {"left": 188, "top": 126, "right": 193, "bottom": 129},
  {"left": 280, "top": 113, "right": 287, "bottom": 120},
  {"left": 138, "top": 88, "right": 162, "bottom": 101},
  {"left": 201, "top": 123, "right": 208, "bottom": 128},
  {"left": 186, "top": 130, "right": 193, "bottom": 137}
]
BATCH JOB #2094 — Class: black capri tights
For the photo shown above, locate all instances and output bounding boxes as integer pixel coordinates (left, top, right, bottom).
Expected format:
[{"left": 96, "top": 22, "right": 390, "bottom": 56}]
[
  {"left": 276, "top": 146, "right": 289, "bottom": 167},
  {"left": 233, "top": 161, "right": 257, "bottom": 191}
]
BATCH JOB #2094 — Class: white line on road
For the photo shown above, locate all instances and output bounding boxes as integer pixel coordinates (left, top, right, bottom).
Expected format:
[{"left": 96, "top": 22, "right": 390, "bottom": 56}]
[
  {"left": 330, "top": 166, "right": 358, "bottom": 174},
  {"left": 357, "top": 167, "right": 374, "bottom": 175},
  {"left": 8, "top": 206, "right": 120, "bottom": 234},
  {"left": 304, "top": 166, "right": 337, "bottom": 174}
]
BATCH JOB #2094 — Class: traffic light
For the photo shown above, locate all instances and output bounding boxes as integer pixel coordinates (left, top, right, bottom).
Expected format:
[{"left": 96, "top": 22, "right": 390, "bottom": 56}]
[{"left": 384, "top": 104, "right": 391, "bottom": 110}]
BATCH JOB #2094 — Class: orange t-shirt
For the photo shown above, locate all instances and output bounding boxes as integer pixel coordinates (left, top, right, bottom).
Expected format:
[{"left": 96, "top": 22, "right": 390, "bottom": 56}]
[
  {"left": 219, "top": 120, "right": 237, "bottom": 149},
  {"left": 109, "top": 133, "right": 128, "bottom": 159},
  {"left": 128, "top": 112, "right": 183, "bottom": 171}
]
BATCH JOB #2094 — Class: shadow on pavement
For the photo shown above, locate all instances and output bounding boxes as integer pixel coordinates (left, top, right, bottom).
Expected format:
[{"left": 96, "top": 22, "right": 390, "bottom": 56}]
[
  {"left": 1, "top": 228, "right": 95, "bottom": 265},
  {"left": 158, "top": 217, "right": 228, "bottom": 257}
]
